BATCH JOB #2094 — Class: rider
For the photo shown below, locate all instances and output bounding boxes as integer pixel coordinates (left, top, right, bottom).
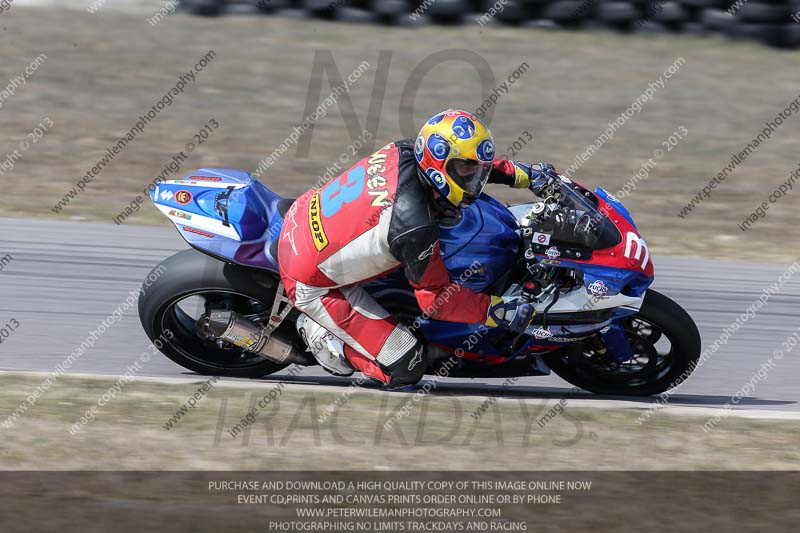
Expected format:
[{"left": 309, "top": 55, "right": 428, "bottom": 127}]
[{"left": 278, "top": 109, "right": 557, "bottom": 388}]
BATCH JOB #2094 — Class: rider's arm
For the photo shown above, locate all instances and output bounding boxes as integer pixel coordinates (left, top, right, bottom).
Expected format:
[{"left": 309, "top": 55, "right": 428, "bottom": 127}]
[
  {"left": 489, "top": 160, "right": 557, "bottom": 189},
  {"left": 389, "top": 226, "right": 491, "bottom": 324}
]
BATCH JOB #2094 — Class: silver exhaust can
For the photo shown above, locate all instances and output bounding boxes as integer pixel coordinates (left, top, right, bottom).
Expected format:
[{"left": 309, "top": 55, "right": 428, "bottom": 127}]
[{"left": 207, "top": 310, "right": 296, "bottom": 364}]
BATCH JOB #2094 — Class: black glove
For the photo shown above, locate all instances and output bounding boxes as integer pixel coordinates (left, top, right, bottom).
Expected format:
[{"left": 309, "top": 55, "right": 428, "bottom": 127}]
[
  {"left": 485, "top": 296, "right": 536, "bottom": 333},
  {"left": 528, "top": 163, "right": 561, "bottom": 197}
]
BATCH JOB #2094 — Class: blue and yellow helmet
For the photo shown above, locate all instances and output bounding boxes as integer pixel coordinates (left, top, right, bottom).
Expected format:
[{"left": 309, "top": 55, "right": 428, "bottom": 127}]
[{"left": 415, "top": 109, "right": 495, "bottom": 208}]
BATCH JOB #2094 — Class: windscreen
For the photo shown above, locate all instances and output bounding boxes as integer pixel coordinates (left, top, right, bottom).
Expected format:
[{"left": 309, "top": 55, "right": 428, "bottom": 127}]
[{"left": 533, "top": 180, "right": 622, "bottom": 251}]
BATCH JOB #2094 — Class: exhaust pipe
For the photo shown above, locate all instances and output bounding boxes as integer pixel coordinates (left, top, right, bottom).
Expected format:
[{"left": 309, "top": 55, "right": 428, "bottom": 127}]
[{"left": 207, "top": 310, "right": 296, "bottom": 364}]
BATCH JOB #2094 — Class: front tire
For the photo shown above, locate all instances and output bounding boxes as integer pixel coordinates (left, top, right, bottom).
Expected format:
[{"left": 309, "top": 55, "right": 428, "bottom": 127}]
[
  {"left": 543, "top": 289, "right": 701, "bottom": 396},
  {"left": 138, "top": 249, "right": 294, "bottom": 378}
]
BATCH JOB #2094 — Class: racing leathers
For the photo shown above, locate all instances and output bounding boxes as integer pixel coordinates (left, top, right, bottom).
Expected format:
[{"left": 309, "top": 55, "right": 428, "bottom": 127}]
[{"left": 278, "top": 139, "right": 540, "bottom": 387}]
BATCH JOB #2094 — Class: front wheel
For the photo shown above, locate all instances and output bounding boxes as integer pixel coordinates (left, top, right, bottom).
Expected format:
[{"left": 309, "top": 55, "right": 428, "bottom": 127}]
[
  {"left": 138, "top": 249, "right": 296, "bottom": 378},
  {"left": 543, "top": 289, "right": 701, "bottom": 396}
]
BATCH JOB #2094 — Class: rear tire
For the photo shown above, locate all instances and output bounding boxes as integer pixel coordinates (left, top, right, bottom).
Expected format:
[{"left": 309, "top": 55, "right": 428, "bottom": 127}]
[
  {"left": 543, "top": 289, "right": 701, "bottom": 396},
  {"left": 138, "top": 249, "right": 294, "bottom": 378}
]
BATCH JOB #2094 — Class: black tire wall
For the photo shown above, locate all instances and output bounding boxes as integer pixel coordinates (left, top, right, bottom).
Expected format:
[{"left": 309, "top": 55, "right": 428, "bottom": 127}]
[{"left": 179, "top": 0, "right": 800, "bottom": 48}]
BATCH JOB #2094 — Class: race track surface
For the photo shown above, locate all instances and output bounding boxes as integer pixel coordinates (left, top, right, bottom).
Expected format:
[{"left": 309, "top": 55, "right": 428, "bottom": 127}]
[{"left": 0, "top": 217, "right": 798, "bottom": 411}]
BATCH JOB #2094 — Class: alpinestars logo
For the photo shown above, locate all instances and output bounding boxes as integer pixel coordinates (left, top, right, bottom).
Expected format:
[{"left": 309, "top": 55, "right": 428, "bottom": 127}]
[
  {"left": 418, "top": 243, "right": 436, "bottom": 261},
  {"left": 282, "top": 202, "right": 300, "bottom": 255},
  {"left": 407, "top": 347, "right": 424, "bottom": 371}
]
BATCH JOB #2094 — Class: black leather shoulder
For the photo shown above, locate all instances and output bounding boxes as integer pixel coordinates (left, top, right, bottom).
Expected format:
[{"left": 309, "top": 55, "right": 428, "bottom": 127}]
[{"left": 387, "top": 142, "right": 438, "bottom": 257}]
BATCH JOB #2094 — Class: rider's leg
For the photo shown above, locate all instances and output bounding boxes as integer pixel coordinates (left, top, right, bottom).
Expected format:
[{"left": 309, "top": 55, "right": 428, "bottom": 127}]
[{"left": 284, "top": 278, "right": 427, "bottom": 387}]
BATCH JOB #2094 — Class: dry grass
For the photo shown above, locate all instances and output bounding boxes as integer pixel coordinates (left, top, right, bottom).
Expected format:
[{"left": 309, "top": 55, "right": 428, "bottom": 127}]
[
  {"left": 1, "top": 7, "right": 799, "bottom": 261},
  {"left": 1, "top": 374, "right": 799, "bottom": 470}
]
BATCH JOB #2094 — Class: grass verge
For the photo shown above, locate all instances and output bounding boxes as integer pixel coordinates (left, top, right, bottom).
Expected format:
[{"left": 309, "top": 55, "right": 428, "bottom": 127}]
[{"left": 1, "top": 374, "right": 798, "bottom": 470}]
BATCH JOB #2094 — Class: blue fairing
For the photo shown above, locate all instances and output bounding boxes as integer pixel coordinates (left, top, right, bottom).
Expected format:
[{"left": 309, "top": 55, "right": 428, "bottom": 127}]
[
  {"left": 150, "top": 168, "right": 284, "bottom": 272},
  {"left": 440, "top": 194, "right": 519, "bottom": 292}
]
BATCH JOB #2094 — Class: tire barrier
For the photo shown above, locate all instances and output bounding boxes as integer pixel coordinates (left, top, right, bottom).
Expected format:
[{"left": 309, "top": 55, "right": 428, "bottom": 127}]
[{"left": 178, "top": 0, "right": 800, "bottom": 48}]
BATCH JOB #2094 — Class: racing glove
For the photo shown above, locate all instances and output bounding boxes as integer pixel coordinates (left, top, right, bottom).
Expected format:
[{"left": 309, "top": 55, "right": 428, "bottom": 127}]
[
  {"left": 511, "top": 162, "right": 558, "bottom": 189},
  {"left": 485, "top": 296, "right": 536, "bottom": 333},
  {"left": 490, "top": 161, "right": 558, "bottom": 189}
]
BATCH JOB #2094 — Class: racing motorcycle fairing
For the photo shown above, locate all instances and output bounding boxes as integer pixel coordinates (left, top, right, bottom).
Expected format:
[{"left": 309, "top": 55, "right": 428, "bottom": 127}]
[{"left": 150, "top": 168, "right": 285, "bottom": 272}]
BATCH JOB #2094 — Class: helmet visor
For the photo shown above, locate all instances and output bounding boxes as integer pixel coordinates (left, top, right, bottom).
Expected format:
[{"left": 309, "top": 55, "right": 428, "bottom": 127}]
[{"left": 446, "top": 158, "right": 493, "bottom": 203}]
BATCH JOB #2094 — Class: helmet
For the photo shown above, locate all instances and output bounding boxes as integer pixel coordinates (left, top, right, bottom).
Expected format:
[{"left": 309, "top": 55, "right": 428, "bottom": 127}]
[{"left": 414, "top": 109, "right": 495, "bottom": 208}]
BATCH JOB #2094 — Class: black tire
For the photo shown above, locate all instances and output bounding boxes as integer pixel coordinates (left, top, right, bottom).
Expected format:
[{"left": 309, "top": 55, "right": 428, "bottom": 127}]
[
  {"left": 429, "top": 0, "right": 470, "bottom": 18},
  {"left": 543, "top": 289, "right": 701, "bottom": 396},
  {"left": 480, "top": 0, "right": 532, "bottom": 22},
  {"left": 598, "top": 2, "right": 641, "bottom": 23},
  {"left": 138, "top": 249, "right": 294, "bottom": 378},
  {"left": 544, "top": 0, "right": 595, "bottom": 22},
  {"left": 371, "top": 0, "right": 411, "bottom": 17},
  {"left": 721, "top": 22, "right": 790, "bottom": 47},
  {"left": 185, "top": 0, "right": 226, "bottom": 16},
  {"left": 651, "top": 1, "right": 689, "bottom": 22},
  {"left": 255, "top": 0, "right": 289, "bottom": 13},
  {"left": 637, "top": 20, "right": 670, "bottom": 31},
  {"left": 335, "top": 6, "right": 380, "bottom": 22},
  {"left": 737, "top": 2, "right": 792, "bottom": 23},
  {"left": 701, "top": 8, "right": 737, "bottom": 29},
  {"left": 678, "top": 0, "right": 728, "bottom": 8}
]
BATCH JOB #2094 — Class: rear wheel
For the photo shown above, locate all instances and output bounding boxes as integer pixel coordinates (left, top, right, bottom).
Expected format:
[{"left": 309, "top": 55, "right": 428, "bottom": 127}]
[
  {"left": 543, "top": 289, "right": 701, "bottom": 396},
  {"left": 138, "top": 249, "right": 297, "bottom": 378}
]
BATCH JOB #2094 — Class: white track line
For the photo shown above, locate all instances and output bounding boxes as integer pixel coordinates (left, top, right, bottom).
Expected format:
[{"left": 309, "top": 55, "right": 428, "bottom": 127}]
[{"left": 3, "top": 370, "right": 799, "bottom": 421}]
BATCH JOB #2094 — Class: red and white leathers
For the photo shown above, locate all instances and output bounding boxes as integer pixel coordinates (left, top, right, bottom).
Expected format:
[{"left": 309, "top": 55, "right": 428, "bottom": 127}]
[{"left": 278, "top": 139, "right": 531, "bottom": 384}]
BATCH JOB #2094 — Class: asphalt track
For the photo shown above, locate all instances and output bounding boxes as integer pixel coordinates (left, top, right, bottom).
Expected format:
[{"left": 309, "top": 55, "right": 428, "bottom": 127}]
[{"left": 1, "top": 217, "right": 798, "bottom": 412}]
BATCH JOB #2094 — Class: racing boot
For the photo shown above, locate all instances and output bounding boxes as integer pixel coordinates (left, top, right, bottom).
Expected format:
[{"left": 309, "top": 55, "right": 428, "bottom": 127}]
[{"left": 296, "top": 314, "right": 354, "bottom": 377}]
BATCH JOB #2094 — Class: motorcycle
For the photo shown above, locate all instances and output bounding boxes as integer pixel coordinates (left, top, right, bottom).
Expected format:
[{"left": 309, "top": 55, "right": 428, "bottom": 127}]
[{"left": 138, "top": 166, "right": 701, "bottom": 396}]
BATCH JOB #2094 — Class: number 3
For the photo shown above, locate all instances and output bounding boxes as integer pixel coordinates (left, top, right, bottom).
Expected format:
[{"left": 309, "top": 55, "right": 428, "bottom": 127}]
[{"left": 321, "top": 167, "right": 365, "bottom": 217}]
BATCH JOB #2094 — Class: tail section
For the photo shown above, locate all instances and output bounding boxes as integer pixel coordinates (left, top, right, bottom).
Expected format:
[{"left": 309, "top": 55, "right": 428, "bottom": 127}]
[{"left": 151, "top": 168, "right": 285, "bottom": 271}]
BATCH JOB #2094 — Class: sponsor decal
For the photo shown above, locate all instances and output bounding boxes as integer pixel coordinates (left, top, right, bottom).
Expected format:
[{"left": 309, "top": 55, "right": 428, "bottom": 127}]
[
  {"left": 427, "top": 133, "right": 450, "bottom": 160},
  {"left": 417, "top": 243, "right": 436, "bottom": 261},
  {"left": 545, "top": 246, "right": 560, "bottom": 259},
  {"left": 414, "top": 136, "right": 425, "bottom": 162},
  {"left": 542, "top": 259, "right": 561, "bottom": 266},
  {"left": 533, "top": 232, "right": 551, "bottom": 245},
  {"left": 366, "top": 150, "right": 391, "bottom": 207},
  {"left": 175, "top": 190, "right": 193, "bottom": 205},
  {"left": 547, "top": 335, "right": 589, "bottom": 343},
  {"left": 588, "top": 280, "right": 609, "bottom": 296},
  {"left": 168, "top": 209, "right": 192, "bottom": 221},
  {"left": 227, "top": 333, "right": 258, "bottom": 350},
  {"left": 559, "top": 175, "right": 572, "bottom": 184},
  {"left": 532, "top": 327, "right": 553, "bottom": 339},
  {"left": 427, "top": 113, "right": 445, "bottom": 125},
  {"left": 476, "top": 138, "right": 494, "bottom": 162},
  {"left": 182, "top": 226, "right": 214, "bottom": 238},
  {"left": 188, "top": 176, "right": 222, "bottom": 181},
  {"left": 451, "top": 116, "right": 476, "bottom": 140},
  {"left": 308, "top": 192, "right": 329, "bottom": 251},
  {"left": 159, "top": 190, "right": 174, "bottom": 201}
]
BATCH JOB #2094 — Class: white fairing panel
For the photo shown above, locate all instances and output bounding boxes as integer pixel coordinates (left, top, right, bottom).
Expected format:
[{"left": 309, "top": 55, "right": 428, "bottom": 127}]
[{"left": 532, "top": 289, "right": 644, "bottom": 314}]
